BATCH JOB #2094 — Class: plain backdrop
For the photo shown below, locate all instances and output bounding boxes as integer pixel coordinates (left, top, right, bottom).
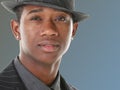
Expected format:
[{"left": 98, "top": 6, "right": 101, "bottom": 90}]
[{"left": 0, "top": 0, "right": 120, "bottom": 90}]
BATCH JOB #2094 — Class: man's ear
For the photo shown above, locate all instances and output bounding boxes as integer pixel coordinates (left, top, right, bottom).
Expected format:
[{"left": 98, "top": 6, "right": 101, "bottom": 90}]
[
  {"left": 72, "top": 22, "right": 78, "bottom": 38},
  {"left": 10, "top": 19, "right": 21, "bottom": 40}
]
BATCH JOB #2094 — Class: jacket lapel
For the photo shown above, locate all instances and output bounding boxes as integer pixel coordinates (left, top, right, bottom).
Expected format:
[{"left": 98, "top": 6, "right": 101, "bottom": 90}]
[{"left": 60, "top": 76, "right": 77, "bottom": 90}]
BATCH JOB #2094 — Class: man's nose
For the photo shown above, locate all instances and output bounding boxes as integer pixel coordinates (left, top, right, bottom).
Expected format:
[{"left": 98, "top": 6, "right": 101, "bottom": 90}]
[{"left": 40, "top": 21, "right": 58, "bottom": 37}]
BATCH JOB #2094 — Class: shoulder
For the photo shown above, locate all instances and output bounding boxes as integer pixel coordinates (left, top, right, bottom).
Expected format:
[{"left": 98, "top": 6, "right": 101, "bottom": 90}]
[{"left": 0, "top": 61, "right": 25, "bottom": 90}]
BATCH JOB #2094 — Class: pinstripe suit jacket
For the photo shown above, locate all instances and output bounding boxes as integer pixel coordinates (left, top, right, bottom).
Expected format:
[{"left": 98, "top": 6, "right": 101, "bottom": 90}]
[{"left": 0, "top": 60, "right": 77, "bottom": 90}]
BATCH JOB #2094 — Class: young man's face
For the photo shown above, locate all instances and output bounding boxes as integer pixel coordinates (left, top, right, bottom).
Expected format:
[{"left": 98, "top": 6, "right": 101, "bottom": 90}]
[{"left": 11, "top": 5, "right": 78, "bottom": 65}]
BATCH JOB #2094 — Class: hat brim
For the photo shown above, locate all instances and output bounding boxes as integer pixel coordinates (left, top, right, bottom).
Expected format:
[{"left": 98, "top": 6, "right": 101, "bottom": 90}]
[{"left": 1, "top": 1, "right": 89, "bottom": 22}]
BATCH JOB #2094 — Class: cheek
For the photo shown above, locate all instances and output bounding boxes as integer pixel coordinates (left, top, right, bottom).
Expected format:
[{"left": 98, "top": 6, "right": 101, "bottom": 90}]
[
  {"left": 20, "top": 21, "right": 38, "bottom": 37},
  {"left": 59, "top": 27, "right": 73, "bottom": 54},
  {"left": 20, "top": 23, "right": 36, "bottom": 47},
  {"left": 59, "top": 24, "right": 73, "bottom": 48},
  {"left": 60, "top": 25, "right": 73, "bottom": 40}
]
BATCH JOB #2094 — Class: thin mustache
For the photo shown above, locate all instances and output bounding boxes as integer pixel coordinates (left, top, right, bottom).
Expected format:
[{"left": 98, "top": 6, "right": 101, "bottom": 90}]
[{"left": 38, "top": 39, "right": 60, "bottom": 46}]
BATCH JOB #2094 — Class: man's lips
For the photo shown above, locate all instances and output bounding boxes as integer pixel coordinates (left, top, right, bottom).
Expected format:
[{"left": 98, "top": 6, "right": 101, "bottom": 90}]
[{"left": 38, "top": 40, "right": 60, "bottom": 52}]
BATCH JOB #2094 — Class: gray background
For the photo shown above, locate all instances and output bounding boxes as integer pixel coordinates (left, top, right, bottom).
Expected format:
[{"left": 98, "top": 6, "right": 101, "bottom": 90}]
[{"left": 0, "top": 0, "right": 120, "bottom": 90}]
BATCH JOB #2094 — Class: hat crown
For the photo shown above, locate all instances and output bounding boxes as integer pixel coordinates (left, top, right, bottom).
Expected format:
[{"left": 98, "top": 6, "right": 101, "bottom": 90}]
[{"left": 16, "top": 0, "right": 74, "bottom": 10}]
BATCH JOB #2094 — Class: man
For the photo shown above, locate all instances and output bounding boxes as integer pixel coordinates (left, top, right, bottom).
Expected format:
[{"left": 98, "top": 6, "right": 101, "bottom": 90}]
[{"left": 0, "top": 0, "right": 88, "bottom": 90}]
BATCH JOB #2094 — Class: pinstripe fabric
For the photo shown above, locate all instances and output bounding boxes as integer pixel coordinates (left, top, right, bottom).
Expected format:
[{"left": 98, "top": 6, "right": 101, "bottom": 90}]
[
  {"left": 0, "top": 61, "right": 26, "bottom": 90},
  {"left": 0, "top": 60, "right": 78, "bottom": 90}
]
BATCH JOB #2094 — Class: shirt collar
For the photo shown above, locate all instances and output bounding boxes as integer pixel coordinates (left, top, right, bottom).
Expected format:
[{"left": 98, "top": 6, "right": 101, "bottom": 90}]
[
  {"left": 14, "top": 56, "right": 61, "bottom": 90},
  {"left": 51, "top": 72, "right": 60, "bottom": 90}
]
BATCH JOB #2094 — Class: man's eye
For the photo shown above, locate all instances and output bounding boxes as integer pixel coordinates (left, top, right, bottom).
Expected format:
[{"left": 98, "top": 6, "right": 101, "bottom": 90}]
[
  {"left": 55, "top": 16, "right": 67, "bottom": 22},
  {"left": 30, "top": 16, "right": 42, "bottom": 21}
]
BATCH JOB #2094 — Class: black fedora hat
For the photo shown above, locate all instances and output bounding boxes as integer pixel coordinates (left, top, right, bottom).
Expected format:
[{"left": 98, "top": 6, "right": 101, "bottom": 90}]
[{"left": 1, "top": 0, "right": 88, "bottom": 22}]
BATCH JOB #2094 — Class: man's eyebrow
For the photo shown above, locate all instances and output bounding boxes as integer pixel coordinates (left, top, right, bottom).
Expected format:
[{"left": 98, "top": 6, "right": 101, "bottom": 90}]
[{"left": 27, "top": 8, "right": 43, "bottom": 14}]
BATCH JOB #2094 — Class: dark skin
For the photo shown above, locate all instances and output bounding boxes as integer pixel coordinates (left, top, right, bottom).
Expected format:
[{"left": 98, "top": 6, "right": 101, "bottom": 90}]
[{"left": 11, "top": 5, "right": 78, "bottom": 86}]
